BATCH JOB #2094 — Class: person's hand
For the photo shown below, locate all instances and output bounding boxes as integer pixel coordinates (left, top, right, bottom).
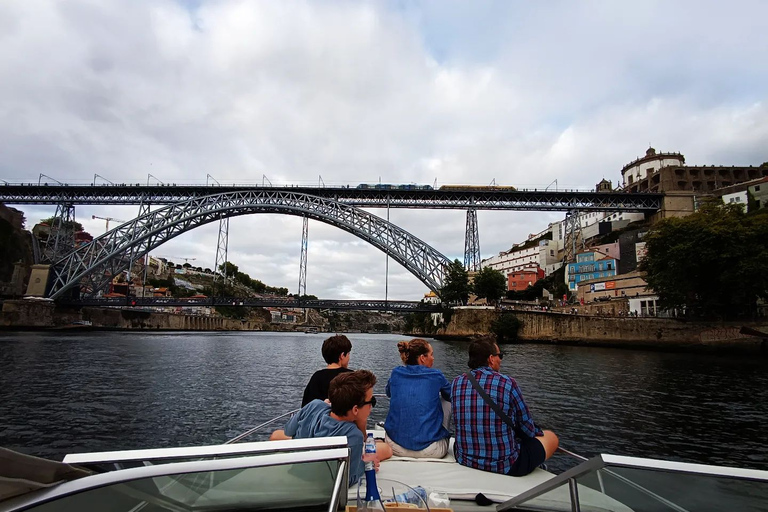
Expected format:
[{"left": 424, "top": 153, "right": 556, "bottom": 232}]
[{"left": 324, "top": 399, "right": 331, "bottom": 405}]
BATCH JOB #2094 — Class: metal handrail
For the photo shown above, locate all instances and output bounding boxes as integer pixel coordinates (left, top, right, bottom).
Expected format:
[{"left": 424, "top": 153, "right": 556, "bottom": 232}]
[{"left": 225, "top": 408, "right": 300, "bottom": 444}]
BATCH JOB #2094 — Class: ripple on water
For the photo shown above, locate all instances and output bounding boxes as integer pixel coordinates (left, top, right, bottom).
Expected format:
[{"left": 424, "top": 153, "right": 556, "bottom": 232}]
[{"left": 1, "top": 331, "right": 766, "bottom": 472}]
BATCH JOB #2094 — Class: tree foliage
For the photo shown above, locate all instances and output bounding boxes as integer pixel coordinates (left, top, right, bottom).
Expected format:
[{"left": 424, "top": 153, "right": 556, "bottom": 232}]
[
  {"left": 440, "top": 259, "right": 470, "bottom": 304},
  {"left": 473, "top": 266, "right": 507, "bottom": 302},
  {"left": 491, "top": 313, "right": 523, "bottom": 344},
  {"left": 40, "top": 216, "right": 84, "bottom": 232},
  {"left": 639, "top": 198, "right": 768, "bottom": 319}
]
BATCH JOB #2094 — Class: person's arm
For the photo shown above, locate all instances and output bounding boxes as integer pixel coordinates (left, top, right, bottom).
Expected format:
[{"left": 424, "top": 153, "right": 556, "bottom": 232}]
[
  {"left": 347, "top": 430, "right": 365, "bottom": 486},
  {"left": 269, "top": 429, "right": 292, "bottom": 441},
  {"left": 509, "top": 379, "right": 543, "bottom": 437},
  {"left": 282, "top": 405, "right": 303, "bottom": 437},
  {"left": 438, "top": 372, "right": 451, "bottom": 401}
]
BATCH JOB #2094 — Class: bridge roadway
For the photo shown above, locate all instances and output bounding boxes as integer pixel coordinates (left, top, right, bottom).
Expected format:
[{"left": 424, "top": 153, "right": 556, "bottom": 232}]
[
  {"left": 0, "top": 184, "right": 662, "bottom": 211},
  {"left": 59, "top": 296, "right": 443, "bottom": 312}
]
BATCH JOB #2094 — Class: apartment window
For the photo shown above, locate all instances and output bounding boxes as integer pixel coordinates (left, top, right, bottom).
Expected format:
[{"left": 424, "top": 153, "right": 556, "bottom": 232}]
[{"left": 755, "top": 185, "right": 761, "bottom": 191}]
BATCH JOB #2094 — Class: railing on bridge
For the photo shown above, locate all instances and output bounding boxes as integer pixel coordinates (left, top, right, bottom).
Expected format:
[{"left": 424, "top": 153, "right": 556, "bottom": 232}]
[{"left": 0, "top": 183, "right": 663, "bottom": 211}]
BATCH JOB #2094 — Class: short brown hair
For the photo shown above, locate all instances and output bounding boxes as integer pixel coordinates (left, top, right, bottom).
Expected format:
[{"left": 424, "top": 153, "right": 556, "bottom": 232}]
[
  {"left": 397, "top": 338, "right": 431, "bottom": 365},
  {"left": 468, "top": 336, "right": 497, "bottom": 369},
  {"left": 328, "top": 370, "right": 376, "bottom": 416},
  {"left": 321, "top": 335, "right": 352, "bottom": 364}
]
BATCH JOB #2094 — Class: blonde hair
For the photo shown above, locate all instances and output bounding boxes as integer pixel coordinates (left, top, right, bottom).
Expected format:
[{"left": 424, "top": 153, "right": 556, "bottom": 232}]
[{"left": 397, "top": 338, "right": 431, "bottom": 365}]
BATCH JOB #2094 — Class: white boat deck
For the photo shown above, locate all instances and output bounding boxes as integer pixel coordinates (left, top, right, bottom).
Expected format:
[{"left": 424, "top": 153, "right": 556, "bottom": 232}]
[{"left": 352, "top": 437, "right": 634, "bottom": 511}]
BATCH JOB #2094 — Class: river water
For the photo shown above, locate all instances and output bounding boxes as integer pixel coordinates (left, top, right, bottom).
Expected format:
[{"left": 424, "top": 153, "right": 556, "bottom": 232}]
[{"left": 1, "top": 331, "right": 767, "bottom": 473}]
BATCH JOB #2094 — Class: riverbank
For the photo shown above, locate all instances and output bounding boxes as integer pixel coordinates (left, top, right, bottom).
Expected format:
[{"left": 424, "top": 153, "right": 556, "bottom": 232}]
[
  {"left": 436, "top": 308, "right": 768, "bottom": 354},
  {"left": 3, "top": 299, "right": 767, "bottom": 353},
  {"left": 0, "top": 299, "right": 405, "bottom": 333}
]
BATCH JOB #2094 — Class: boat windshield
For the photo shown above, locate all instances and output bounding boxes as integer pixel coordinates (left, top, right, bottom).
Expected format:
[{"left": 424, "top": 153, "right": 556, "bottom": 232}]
[
  {"left": 497, "top": 454, "right": 768, "bottom": 512},
  {"left": 1, "top": 438, "right": 349, "bottom": 512}
]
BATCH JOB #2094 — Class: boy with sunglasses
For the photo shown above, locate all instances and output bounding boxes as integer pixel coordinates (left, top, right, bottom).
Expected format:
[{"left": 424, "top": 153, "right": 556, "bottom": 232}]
[
  {"left": 270, "top": 370, "right": 392, "bottom": 485},
  {"left": 451, "top": 337, "right": 558, "bottom": 477}
]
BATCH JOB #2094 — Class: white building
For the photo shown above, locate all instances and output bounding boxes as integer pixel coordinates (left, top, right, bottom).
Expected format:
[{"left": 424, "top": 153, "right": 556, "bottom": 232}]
[
  {"left": 551, "top": 150, "right": 680, "bottom": 246},
  {"left": 481, "top": 224, "right": 563, "bottom": 277},
  {"left": 722, "top": 190, "right": 748, "bottom": 210},
  {"left": 621, "top": 147, "right": 686, "bottom": 188}
]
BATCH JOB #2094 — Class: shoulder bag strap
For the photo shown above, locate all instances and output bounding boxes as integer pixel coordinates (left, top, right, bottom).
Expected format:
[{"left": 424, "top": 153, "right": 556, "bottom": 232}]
[{"left": 464, "top": 371, "right": 516, "bottom": 429}]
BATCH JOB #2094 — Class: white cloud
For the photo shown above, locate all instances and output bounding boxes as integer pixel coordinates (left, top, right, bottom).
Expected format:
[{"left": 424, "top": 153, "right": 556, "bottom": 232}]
[{"left": 2, "top": 0, "right": 767, "bottom": 299}]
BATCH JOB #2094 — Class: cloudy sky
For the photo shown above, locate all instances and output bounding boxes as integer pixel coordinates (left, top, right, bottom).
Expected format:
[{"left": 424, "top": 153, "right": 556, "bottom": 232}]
[{"left": 2, "top": 0, "right": 767, "bottom": 299}]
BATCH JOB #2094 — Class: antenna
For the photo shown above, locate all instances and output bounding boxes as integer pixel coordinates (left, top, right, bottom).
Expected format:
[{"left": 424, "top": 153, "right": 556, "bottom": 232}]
[
  {"left": 489, "top": 178, "right": 497, "bottom": 186},
  {"left": 93, "top": 174, "right": 114, "bottom": 185},
  {"left": 147, "top": 173, "right": 164, "bottom": 186},
  {"left": 318, "top": 175, "right": 325, "bottom": 187},
  {"left": 545, "top": 179, "right": 558, "bottom": 191},
  {"left": 262, "top": 174, "right": 272, "bottom": 187},
  {"left": 206, "top": 174, "right": 220, "bottom": 186},
  {"left": 38, "top": 174, "right": 62, "bottom": 186}
]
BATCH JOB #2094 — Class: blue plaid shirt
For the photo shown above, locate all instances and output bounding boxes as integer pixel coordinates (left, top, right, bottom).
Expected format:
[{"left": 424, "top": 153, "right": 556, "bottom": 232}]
[{"left": 451, "top": 367, "right": 543, "bottom": 474}]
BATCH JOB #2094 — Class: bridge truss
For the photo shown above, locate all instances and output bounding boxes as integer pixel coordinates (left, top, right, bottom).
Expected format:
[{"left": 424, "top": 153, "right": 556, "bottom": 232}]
[
  {"left": 59, "top": 296, "right": 442, "bottom": 312},
  {"left": 48, "top": 190, "right": 451, "bottom": 299},
  {"left": 1, "top": 184, "right": 663, "bottom": 211}
]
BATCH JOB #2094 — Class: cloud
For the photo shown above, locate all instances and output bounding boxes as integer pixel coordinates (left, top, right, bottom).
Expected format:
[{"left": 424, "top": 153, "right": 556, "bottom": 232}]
[{"left": 2, "top": 0, "right": 767, "bottom": 299}]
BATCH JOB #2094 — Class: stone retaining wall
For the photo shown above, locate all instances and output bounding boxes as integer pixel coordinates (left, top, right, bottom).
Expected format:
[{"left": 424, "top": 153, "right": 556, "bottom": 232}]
[{"left": 439, "top": 308, "right": 768, "bottom": 353}]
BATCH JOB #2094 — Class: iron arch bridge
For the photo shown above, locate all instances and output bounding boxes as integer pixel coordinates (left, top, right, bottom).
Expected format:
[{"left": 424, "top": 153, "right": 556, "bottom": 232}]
[{"left": 48, "top": 190, "right": 451, "bottom": 300}]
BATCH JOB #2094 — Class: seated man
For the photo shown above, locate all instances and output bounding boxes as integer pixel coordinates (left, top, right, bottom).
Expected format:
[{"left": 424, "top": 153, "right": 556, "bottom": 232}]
[
  {"left": 451, "top": 337, "right": 558, "bottom": 477},
  {"left": 302, "top": 335, "right": 353, "bottom": 406},
  {"left": 270, "top": 370, "right": 393, "bottom": 485}
]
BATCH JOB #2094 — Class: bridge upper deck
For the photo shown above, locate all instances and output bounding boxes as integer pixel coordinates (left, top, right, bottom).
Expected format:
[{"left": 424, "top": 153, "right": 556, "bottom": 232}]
[{"left": 0, "top": 184, "right": 662, "bottom": 211}]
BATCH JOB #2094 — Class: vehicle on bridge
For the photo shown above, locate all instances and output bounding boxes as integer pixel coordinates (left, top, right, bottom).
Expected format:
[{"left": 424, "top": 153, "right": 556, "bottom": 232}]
[
  {"left": 356, "top": 183, "right": 433, "bottom": 190},
  {"left": 439, "top": 184, "right": 517, "bottom": 191}
]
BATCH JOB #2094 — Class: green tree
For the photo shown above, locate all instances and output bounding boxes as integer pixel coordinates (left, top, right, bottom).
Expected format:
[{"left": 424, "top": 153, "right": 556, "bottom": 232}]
[
  {"left": 440, "top": 259, "right": 471, "bottom": 304},
  {"left": 639, "top": 198, "right": 768, "bottom": 319},
  {"left": 40, "top": 216, "right": 84, "bottom": 232},
  {"left": 491, "top": 313, "right": 523, "bottom": 344},
  {"left": 473, "top": 266, "right": 507, "bottom": 303},
  {"left": 219, "top": 261, "right": 239, "bottom": 276}
]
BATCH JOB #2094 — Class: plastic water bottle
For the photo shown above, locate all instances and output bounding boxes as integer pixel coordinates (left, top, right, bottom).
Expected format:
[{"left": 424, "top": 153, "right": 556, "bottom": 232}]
[
  {"left": 393, "top": 485, "right": 428, "bottom": 506},
  {"left": 360, "top": 433, "right": 385, "bottom": 511}
]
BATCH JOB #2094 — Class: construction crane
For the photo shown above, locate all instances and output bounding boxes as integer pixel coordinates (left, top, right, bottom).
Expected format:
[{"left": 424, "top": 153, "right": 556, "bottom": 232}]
[
  {"left": 92, "top": 214, "right": 126, "bottom": 232},
  {"left": 159, "top": 255, "right": 197, "bottom": 264}
]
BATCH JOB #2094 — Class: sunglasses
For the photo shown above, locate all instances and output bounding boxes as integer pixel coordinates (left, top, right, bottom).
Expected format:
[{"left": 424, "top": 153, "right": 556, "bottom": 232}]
[
  {"left": 492, "top": 352, "right": 504, "bottom": 360},
  {"left": 359, "top": 396, "right": 377, "bottom": 408}
]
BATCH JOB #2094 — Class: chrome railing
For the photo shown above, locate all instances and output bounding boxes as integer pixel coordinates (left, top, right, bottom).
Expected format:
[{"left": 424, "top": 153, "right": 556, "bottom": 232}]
[{"left": 225, "top": 408, "right": 300, "bottom": 444}]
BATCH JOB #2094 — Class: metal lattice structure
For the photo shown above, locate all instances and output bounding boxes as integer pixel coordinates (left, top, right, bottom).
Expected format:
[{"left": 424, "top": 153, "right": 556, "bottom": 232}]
[
  {"left": 213, "top": 217, "right": 230, "bottom": 293},
  {"left": 48, "top": 191, "right": 451, "bottom": 299},
  {"left": 59, "top": 296, "right": 443, "bottom": 312},
  {"left": 42, "top": 203, "right": 76, "bottom": 263},
  {"left": 562, "top": 210, "right": 586, "bottom": 263},
  {"left": 464, "top": 208, "right": 481, "bottom": 271},
  {"left": 1, "top": 184, "right": 664, "bottom": 212},
  {"left": 298, "top": 216, "right": 308, "bottom": 296}
]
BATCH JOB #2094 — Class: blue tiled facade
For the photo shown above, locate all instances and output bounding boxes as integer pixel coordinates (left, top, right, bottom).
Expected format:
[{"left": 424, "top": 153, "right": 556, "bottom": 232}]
[{"left": 566, "top": 252, "right": 617, "bottom": 291}]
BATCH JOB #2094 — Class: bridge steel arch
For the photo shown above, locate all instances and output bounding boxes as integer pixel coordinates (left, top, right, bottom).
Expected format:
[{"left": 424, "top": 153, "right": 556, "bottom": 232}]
[{"left": 48, "top": 191, "right": 451, "bottom": 299}]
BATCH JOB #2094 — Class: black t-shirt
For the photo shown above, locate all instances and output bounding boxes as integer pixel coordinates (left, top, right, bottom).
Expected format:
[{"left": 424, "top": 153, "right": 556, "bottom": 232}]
[{"left": 301, "top": 367, "right": 353, "bottom": 407}]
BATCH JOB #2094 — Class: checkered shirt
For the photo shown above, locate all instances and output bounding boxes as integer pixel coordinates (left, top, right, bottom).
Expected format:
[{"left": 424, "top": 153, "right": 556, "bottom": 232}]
[{"left": 451, "top": 367, "right": 543, "bottom": 474}]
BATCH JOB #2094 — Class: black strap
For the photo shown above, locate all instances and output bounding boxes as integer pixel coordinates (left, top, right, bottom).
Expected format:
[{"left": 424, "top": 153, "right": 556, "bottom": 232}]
[{"left": 465, "top": 371, "right": 516, "bottom": 430}]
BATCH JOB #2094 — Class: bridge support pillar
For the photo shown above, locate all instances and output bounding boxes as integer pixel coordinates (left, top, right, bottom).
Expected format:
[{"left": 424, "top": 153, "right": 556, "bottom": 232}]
[
  {"left": 42, "top": 202, "right": 76, "bottom": 264},
  {"left": 464, "top": 208, "right": 481, "bottom": 272},
  {"left": 298, "top": 216, "right": 308, "bottom": 296},
  {"left": 563, "top": 209, "right": 585, "bottom": 264},
  {"left": 213, "top": 217, "right": 230, "bottom": 294}
]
